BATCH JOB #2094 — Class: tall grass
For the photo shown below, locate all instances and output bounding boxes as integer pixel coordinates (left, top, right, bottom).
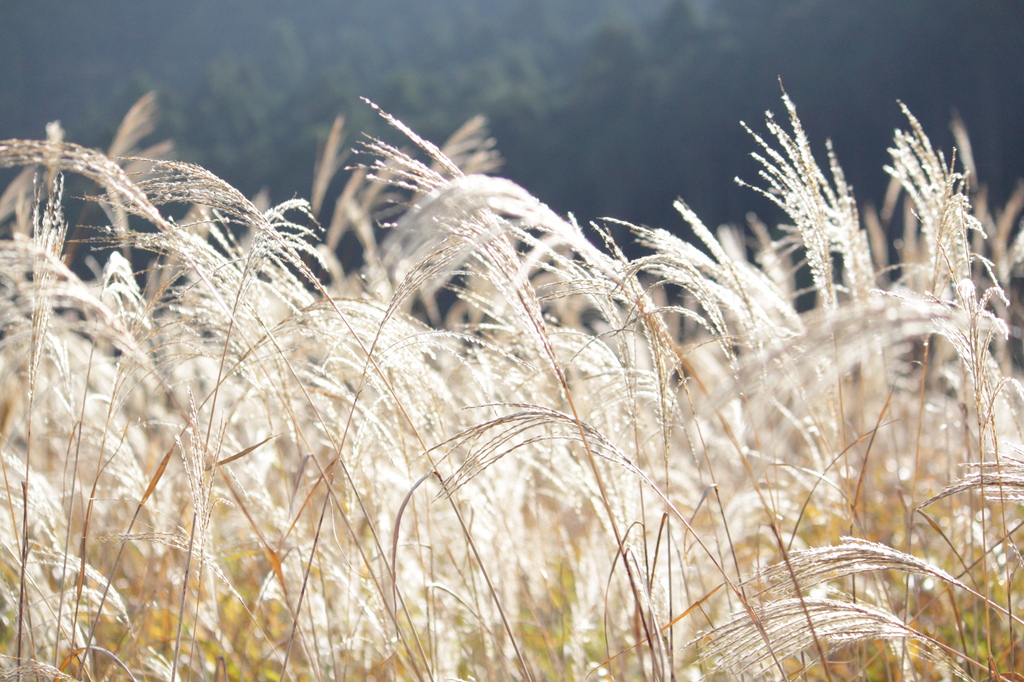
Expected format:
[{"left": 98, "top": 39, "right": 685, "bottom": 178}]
[{"left": 1, "top": 90, "right": 1023, "bottom": 680}]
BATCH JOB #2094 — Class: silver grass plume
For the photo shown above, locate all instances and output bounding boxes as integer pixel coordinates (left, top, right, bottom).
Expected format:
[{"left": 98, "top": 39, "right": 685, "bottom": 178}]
[
  {"left": 739, "top": 90, "right": 873, "bottom": 308},
  {"left": 743, "top": 536, "right": 966, "bottom": 599},
  {"left": 697, "top": 597, "right": 960, "bottom": 679}
]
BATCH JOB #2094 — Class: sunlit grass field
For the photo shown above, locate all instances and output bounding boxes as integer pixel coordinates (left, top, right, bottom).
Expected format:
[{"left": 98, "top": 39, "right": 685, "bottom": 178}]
[{"left": 1, "top": 91, "right": 1023, "bottom": 680}]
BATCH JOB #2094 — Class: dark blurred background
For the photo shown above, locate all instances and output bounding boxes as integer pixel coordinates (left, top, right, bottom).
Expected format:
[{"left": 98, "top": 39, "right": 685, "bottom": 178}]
[{"left": 2, "top": 0, "right": 1023, "bottom": 234}]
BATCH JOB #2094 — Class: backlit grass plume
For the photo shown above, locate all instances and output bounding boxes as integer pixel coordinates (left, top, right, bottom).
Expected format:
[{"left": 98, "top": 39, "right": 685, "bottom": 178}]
[{"left": 1, "top": 89, "right": 1023, "bottom": 680}]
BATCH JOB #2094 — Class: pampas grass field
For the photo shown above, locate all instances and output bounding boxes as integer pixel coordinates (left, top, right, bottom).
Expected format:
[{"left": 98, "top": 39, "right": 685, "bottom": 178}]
[{"left": 2, "top": 90, "right": 1024, "bottom": 680}]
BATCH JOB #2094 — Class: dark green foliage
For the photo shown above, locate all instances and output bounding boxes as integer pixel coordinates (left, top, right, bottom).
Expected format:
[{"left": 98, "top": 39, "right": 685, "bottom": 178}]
[{"left": 3, "top": 0, "right": 1023, "bottom": 234}]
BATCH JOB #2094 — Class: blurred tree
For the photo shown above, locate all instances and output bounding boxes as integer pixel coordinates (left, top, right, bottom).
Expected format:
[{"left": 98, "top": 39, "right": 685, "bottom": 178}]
[{"left": 6, "top": 0, "right": 1023, "bottom": 239}]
